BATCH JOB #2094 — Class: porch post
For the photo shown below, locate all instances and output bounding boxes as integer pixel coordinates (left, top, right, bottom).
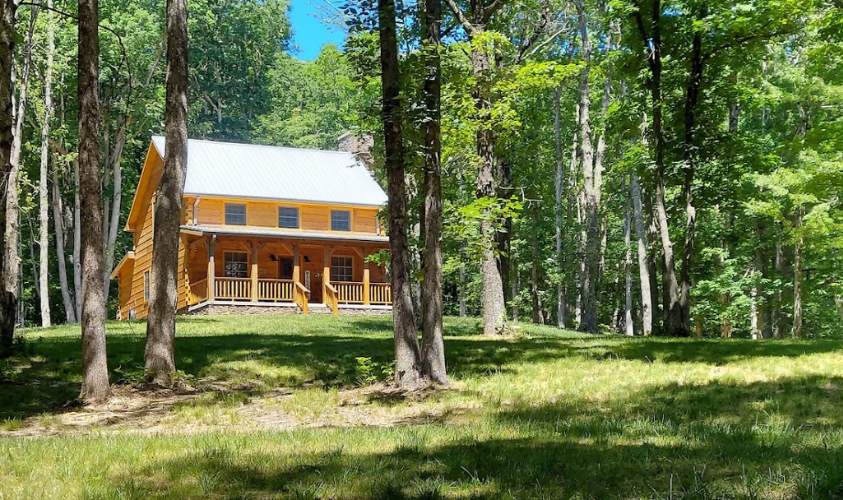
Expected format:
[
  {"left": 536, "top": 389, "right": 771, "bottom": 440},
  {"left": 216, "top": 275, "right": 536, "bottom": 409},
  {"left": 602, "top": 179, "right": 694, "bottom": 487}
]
[
  {"left": 323, "top": 246, "right": 333, "bottom": 305},
  {"left": 292, "top": 244, "right": 301, "bottom": 284},
  {"left": 363, "top": 247, "right": 370, "bottom": 305},
  {"left": 250, "top": 240, "right": 259, "bottom": 302},
  {"left": 207, "top": 234, "right": 216, "bottom": 301}
]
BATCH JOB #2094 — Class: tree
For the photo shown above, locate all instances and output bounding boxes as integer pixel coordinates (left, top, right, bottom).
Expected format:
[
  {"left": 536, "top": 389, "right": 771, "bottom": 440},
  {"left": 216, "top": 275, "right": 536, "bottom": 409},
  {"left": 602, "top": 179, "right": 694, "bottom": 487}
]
[
  {"left": 144, "top": 0, "right": 188, "bottom": 387},
  {"left": 420, "top": 0, "right": 447, "bottom": 385},
  {"left": 78, "top": 0, "right": 109, "bottom": 402},
  {"left": 378, "top": 0, "right": 423, "bottom": 389},
  {"left": 0, "top": 0, "right": 16, "bottom": 355},
  {"left": 37, "top": 0, "right": 55, "bottom": 327}
]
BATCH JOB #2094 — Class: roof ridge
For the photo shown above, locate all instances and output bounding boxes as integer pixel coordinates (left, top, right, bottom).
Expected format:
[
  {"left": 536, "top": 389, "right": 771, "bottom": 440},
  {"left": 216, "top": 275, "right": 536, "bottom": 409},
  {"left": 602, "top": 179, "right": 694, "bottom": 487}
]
[{"left": 151, "top": 135, "right": 354, "bottom": 156}]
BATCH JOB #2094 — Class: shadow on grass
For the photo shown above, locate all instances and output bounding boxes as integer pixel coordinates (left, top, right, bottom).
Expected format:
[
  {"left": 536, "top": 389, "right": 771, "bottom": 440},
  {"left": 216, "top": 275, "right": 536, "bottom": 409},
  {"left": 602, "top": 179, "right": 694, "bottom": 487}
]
[
  {"left": 3, "top": 315, "right": 842, "bottom": 422},
  {"left": 101, "top": 375, "right": 843, "bottom": 498}
]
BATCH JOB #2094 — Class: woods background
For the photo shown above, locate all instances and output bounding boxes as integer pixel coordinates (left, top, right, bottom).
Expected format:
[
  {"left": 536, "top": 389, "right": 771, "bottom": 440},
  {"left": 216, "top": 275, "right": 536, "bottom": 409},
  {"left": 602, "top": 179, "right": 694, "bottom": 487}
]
[{"left": 5, "top": 0, "right": 842, "bottom": 337}]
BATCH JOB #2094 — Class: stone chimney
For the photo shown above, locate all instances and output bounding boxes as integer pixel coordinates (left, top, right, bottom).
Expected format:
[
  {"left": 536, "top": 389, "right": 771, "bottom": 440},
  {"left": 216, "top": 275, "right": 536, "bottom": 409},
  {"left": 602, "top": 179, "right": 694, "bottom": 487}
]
[{"left": 337, "top": 131, "right": 374, "bottom": 170}]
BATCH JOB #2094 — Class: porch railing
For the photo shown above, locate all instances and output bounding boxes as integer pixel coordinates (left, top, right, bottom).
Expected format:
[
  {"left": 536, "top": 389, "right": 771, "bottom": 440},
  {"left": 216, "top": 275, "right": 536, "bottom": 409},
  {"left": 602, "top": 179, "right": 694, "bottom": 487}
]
[
  {"left": 333, "top": 281, "right": 364, "bottom": 304},
  {"left": 188, "top": 278, "right": 208, "bottom": 306},
  {"left": 331, "top": 282, "right": 392, "bottom": 306},
  {"left": 369, "top": 283, "right": 392, "bottom": 305},
  {"left": 214, "top": 277, "right": 251, "bottom": 300},
  {"left": 258, "top": 279, "right": 293, "bottom": 302}
]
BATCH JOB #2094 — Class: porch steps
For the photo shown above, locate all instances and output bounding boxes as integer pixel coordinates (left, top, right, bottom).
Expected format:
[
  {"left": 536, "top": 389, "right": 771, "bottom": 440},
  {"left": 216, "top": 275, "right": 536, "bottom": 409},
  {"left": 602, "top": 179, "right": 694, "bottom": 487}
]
[{"left": 307, "top": 303, "right": 332, "bottom": 314}]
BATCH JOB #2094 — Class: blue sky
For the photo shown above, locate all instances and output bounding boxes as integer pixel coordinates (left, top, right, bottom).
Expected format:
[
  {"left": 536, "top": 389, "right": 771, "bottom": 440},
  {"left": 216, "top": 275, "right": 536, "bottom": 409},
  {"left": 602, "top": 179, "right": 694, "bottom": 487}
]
[{"left": 289, "top": 0, "right": 348, "bottom": 60}]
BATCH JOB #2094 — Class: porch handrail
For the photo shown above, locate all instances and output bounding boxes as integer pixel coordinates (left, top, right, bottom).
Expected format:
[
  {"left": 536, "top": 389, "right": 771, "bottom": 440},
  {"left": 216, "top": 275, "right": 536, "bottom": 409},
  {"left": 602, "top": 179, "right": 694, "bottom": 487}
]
[
  {"left": 294, "top": 281, "right": 310, "bottom": 314},
  {"left": 215, "top": 277, "right": 251, "bottom": 300},
  {"left": 331, "top": 281, "right": 364, "bottom": 304},
  {"left": 324, "top": 282, "right": 339, "bottom": 315},
  {"left": 369, "top": 282, "right": 392, "bottom": 305},
  {"left": 258, "top": 278, "right": 293, "bottom": 302},
  {"left": 188, "top": 278, "right": 208, "bottom": 305}
]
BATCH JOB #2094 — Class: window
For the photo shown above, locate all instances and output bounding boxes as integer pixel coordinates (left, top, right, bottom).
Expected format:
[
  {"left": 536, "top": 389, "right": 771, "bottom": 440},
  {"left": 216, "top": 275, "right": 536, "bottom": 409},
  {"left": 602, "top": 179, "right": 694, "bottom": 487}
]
[
  {"left": 143, "top": 271, "right": 150, "bottom": 302},
  {"left": 331, "top": 256, "right": 353, "bottom": 282},
  {"left": 331, "top": 210, "right": 351, "bottom": 231},
  {"left": 225, "top": 203, "right": 246, "bottom": 225},
  {"left": 278, "top": 207, "right": 299, "bottom": 228},
  {"left": 224, "top": 252, "right": 248, "bottom": 278}
]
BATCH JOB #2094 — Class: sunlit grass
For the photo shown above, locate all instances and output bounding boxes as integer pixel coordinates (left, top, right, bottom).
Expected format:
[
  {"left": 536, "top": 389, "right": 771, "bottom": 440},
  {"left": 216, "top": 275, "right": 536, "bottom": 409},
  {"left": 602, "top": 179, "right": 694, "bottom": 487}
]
[{"left": 2, "top": 314, "right": 843, "bottom": 497}]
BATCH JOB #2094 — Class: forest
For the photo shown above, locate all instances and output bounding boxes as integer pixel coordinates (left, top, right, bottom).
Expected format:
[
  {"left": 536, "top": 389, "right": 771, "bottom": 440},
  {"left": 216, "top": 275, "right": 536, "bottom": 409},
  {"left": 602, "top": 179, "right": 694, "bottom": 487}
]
[
  {"left": 0, "top": 0, "right": 840, "bottom": 344},
  {"left": 0, "top": 0, "right": 842, "bottom": 496}
]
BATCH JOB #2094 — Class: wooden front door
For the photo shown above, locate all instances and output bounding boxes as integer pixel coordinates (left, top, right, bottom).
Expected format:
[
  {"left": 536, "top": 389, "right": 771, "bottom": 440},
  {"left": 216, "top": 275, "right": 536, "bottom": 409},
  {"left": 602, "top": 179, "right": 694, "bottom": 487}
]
[{"left": 302, "top": 247, "right": 323, "bottom": 303}]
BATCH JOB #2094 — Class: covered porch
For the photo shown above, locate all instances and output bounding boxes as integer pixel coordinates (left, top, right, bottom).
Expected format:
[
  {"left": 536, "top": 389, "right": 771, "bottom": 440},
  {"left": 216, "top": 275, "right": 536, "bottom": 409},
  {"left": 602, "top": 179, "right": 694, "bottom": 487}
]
[{"left": 181, "top": 228, "right": 391, "bottom": 315}]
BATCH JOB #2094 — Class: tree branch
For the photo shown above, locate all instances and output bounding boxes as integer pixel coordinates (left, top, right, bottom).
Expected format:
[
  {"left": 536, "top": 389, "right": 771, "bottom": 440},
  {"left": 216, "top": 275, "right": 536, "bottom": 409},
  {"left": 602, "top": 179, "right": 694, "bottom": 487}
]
[{"left": 444, "top": 0, "right": 477, "bottom": 35}]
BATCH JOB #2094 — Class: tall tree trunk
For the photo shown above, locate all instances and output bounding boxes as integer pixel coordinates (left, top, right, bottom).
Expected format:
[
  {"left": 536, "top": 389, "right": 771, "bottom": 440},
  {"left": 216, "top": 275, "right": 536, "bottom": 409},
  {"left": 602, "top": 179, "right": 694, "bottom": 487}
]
[
  {"left": 420, "top": 0, "right": 447, "bottom": 385},
  {"left": 679, "top": 9, "right": 705, "bottom": 335},
  {"left": 145, "top": 0, "right": 188, "bottom": 386},
  {"left": 623, "top": 180, "right": 634, "bottom": 336},
  {"left": 553, "top": 87, "right": 568, "bottom": 328},
  {"left": 634, "top": 0, "right": 687, "bottom": 336},
  {"left": 78, "top": 0, "right": 109, "bottom": 402},
  {"left": 73, "top": 159, "right": 82, "bottom": 321},
  {"left": 0, "top": 0, "right": 16, "bottom": 354},
  {"left": 2, "top": 6, "right": 35, "bottom": 345},
  {"left": 378, "top": 0, "right": 422, "bottom": 389},
  {"left": 530, "top": 205, "right": 543, "bottom": 325},
  {"left": 103, "top": 118, "right": 126, "bottom": 296},
  {"left": 38, "top": 0, "right": 55, "bottom": 327},
  {"left": 575, "top": 0, "right": 600, "bottom": 333},
  {"left": 52, "top": 163, "right": 75, "bottom": 323},
  {"left": 472, "top": 43, "right": 506, "bottom": 336},
  {"left": 791, "top": 207, "right": 803, "bottom": 338}
]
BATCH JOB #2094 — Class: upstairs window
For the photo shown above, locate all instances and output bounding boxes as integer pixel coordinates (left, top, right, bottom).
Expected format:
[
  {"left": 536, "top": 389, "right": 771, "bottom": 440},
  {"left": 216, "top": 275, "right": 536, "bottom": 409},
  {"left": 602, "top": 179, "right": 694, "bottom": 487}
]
[
  {"left": 331, "top": 210, "right": 351, "bottom": 231},
  {"left": 224, "top": 252, "right": 248, "bottom": 278},
  {"left": 278, "top": 207, "right": 299, "bottom": 228},
  {"left": 331, "top": 256, "right": 353, "bottom": 282},
  {"left": 225, "top": 203, "right": 246, "bottom": 225}
]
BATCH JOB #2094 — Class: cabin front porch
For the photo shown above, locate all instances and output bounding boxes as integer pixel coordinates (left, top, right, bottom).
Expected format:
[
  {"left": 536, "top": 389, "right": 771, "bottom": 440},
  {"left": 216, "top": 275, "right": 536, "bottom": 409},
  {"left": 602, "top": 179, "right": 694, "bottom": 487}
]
[{"left": 181, "top": 230, "right": 391, "bottom": 315}]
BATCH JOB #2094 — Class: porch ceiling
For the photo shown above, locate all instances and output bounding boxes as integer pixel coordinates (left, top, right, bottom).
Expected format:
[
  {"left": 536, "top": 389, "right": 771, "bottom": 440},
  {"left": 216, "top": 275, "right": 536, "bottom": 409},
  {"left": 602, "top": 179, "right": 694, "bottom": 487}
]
[{"left": 180, "top": 224, "right": 389, "bottom": 244}]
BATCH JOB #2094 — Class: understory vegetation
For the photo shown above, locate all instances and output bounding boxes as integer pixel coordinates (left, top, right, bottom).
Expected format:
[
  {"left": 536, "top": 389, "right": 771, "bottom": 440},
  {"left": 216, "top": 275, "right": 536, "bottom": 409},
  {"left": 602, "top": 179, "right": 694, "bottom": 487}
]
[{"left": 3, "top": 314, "right": 843, "bottom": 498}]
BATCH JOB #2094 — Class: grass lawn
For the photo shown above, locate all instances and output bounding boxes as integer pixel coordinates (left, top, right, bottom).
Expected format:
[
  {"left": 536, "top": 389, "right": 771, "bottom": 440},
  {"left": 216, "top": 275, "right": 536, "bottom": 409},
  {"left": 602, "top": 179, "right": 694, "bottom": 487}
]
[{"left": 2, "top": 314, "right": 843, "bottom": 498}]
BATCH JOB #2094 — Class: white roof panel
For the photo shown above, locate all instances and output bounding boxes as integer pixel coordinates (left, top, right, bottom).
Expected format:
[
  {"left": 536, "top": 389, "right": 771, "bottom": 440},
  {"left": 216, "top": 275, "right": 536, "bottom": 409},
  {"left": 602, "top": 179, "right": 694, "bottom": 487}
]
[{"left": 151, "top": 136, "right": 387, "bottom": 207}]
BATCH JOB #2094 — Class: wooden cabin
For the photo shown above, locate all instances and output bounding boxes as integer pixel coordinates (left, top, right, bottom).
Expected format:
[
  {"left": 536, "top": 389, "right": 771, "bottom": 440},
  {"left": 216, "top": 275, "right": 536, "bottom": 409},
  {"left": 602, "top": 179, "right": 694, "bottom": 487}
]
[{"left": 111, "top": 137, "right": 391, "bottom": 319}]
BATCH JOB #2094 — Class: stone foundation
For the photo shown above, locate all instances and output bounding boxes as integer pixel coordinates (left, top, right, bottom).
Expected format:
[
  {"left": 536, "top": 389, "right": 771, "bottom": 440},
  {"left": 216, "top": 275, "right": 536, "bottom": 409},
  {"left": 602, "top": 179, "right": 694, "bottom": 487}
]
[{"left": 186, "top": 302, "right": 391, "bottom": 316}]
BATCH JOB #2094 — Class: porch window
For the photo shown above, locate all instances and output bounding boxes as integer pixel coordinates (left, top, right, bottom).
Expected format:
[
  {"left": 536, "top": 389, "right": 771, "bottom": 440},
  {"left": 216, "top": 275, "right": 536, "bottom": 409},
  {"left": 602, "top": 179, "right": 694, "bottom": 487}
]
[
  {"left": 331, "top": 256, "right": 353, "bottom": 282},
  {"left": 278, "top": 207, "right": 299, "bottom": 228},
  {"left": 331, "top": 210, "right": 351, "bottom": 231},
  {"left": 225, "top": 203, "right": 247, "bottom": 225},
  {"left": 224, "top": 252, "right": 248, "bottom": 278}
]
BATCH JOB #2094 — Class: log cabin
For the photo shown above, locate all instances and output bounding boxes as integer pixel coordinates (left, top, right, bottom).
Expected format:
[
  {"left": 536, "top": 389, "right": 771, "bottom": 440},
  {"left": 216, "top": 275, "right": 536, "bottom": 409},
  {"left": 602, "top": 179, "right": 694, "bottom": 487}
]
[{"left": 111, "top": 136, "right": 391, "bottom": 319}]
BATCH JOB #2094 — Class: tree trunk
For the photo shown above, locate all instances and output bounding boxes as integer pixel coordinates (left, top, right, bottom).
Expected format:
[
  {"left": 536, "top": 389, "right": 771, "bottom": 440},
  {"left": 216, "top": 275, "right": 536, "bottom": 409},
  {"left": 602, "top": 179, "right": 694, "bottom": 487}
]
[
  {"left": 378, "top": 0, "right": 422, "bottom": 389},
  {"left": 78, "top": 0, "right": 109, "bottom": 402},
  {"left": 791, "top": 207, "right": 803, "bottom": 338},
  {"left": 472, "top": 42, "right": 506, "bottom": 336},
  {"left": 634, "top": 0, "right": 687, "bottom": 336},
  {"left": 575, "top": 0, "right": 600, "bottom": 333},
  {"left": 0, "top": 0, "right": 17, "bottom": 354},
  {"left": 144, "top": 0, "right": 188, "bottom": 387},
  {"left": 38, "top": 1, "right": 55, "bottom": 327},
  {"left": 553, "top": 87, "right": 568, "bottom": 328},
  {"left": 530, "top": 206, "right": 543, "bottom": 325},
  {"left": 420, "top": 0, "right": 447, "bottom": 385},
  {"left": 52, "top": 163, "right": 76, "bottom": 323},
  {"left": 103, "top": 118, "right": 127, "bottom": 297},
  {"left": 73, "top": 159, "right": 82, "bottom": 321},
  {"left": 679, "top": 10, "right": 705, "bottom": 335},
  {"left": 623, "top": 180, "right": 634, "bottom": 336},
  {"left": 2, "top": 6, "right": 35, "bottom": 343}
]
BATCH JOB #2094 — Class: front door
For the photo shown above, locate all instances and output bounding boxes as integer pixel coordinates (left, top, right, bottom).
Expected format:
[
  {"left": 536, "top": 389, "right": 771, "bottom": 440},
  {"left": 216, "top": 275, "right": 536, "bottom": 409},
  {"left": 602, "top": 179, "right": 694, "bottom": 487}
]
[{"left": 310, "top": 270, "right": 322, "bottom": 303}]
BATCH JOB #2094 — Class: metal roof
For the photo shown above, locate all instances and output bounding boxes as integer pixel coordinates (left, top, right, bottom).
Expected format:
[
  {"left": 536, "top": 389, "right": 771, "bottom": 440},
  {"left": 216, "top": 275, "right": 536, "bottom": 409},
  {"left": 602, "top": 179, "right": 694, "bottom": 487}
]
[
  {"left": 181, "top": 224, "right": 389, "bottom": 244},
  {"left": 151, "top": 136, "right": 387, "bottom": 207}
]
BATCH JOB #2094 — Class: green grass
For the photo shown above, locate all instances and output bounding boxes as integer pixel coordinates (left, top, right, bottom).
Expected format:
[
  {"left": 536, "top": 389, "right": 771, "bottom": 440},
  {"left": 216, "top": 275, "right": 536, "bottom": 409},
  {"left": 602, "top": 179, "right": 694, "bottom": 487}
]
[{"left": 2, "top": 315, "right": 843, "bottom": 498}]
